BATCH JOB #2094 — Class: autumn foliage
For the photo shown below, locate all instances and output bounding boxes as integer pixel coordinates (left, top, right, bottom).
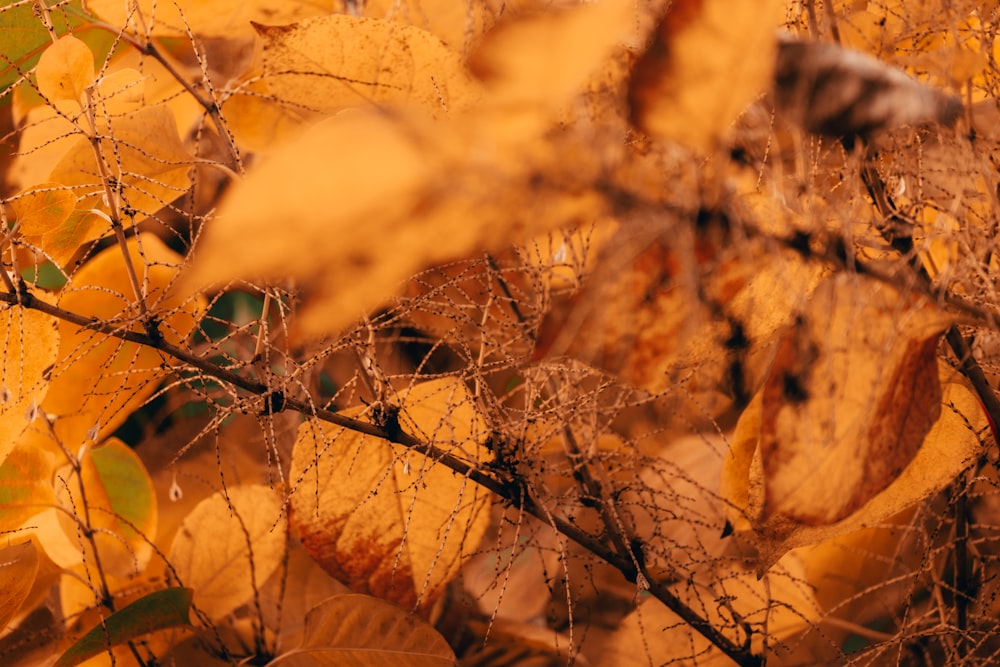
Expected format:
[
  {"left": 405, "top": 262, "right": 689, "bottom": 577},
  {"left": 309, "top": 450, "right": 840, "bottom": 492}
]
[{"left": 3, "top": 0, "right": 1000, "bottom": 665}]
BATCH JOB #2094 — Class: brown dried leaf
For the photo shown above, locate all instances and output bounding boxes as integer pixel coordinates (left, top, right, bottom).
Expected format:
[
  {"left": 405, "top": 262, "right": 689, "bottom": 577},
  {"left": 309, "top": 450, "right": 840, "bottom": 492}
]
[{"left": 774, "top": 36, "right": 963, "bottom": 137}]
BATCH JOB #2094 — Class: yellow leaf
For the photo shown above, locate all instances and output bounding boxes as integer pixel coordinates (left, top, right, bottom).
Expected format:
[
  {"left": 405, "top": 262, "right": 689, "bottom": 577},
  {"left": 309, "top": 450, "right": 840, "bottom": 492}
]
[
  {"left": 35, "top": 35, "right": 95, "bottom": 108},
  {"left": 628, "top": 0, "right": 784, "bottom": 151},
  {"left": 0, "top": 541, "right": 39, "bottom": 631},
  {"left": 259, "top": 545, "right": 351, "bottom": 653},
  {"left": 92, "top": 68, "right": 146, "bottom": 115},
  {"left": 363, "top": 0, "right": 502, "bottom": 54},
  {"left": 289, "top": 378, "right": 492, "bottom": 612},
  {"left": 268, "top": 594, "right": 456, "bottom": 666},
  {"left": 0, "top": 442, "right": 57, "bottom": 532},
  {"left": 48, "top": 105, "right": 195, "bottom": 224},
  {"left": 7, "top": 184, "right": 77, "bottom": 236},
  {"left": 9, "top": 105, "right": 80, "bottom": 193},
  {"left": 169, "top": 484, "right": 287, "bottom": 620},
  {"left": 187, "top": 101, "right": 607, "bottom": 338},
  {"left": 468, "top": 0, "right": 632, "bottom": 113},
  {"left": 254, "top": 15, "right": 481, "bottom": 116},
  {"left": 83, "top": 0, "right": 332, "bottom": 38},
  {"left": 0, "top": 307, "right": 59, "bottom": 467},
  {"left": 43, "top": 234, "right": 205, "bottom": 446},
  {"left": 55, "top": 438, "right": 158, "bottom": 578}
]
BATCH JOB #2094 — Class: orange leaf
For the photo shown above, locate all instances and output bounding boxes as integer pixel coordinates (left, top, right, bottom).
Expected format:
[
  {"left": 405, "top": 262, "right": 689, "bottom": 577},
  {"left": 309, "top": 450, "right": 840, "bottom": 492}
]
[
  {"left": 54, "top": 438, "right": 158, "bottom": 577},
  {"left": 35, "top": 35, "right": 94, "bottom": 108},
  {"left": 0, "top": 307, "right": 59, "bottom": 467},
  {"left": 289, "top": 378, "right": 492, "bottom": 612},
  {"left": 83, "top": 0, "right": 332, "bottom": 38},
  {"left": 628, "top": 0, "right": 783, "bottom": 150},
  {"left": 169, "top": 484, "right": 287, "bottom": 620},
  {"left": 254, "top": 15, "right": 480, "bottom": 116},
  {"left": 757, "top": 274, "right": 952, "bottom": 527},
  {"left": 0, "top": 541, "right": 39, "bottom": 631},
  {"left": 48, "top": 105, "right": 195, "bottom": 224},
  {"left": 268, "top": 594, "right": 456, "bottom": 666}
]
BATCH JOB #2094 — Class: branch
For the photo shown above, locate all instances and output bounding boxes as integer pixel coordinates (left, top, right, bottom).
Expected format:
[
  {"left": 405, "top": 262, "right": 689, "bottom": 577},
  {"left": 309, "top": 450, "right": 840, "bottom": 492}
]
[{"left": 0, "top": 286, "right": 763, "bottom": 667}]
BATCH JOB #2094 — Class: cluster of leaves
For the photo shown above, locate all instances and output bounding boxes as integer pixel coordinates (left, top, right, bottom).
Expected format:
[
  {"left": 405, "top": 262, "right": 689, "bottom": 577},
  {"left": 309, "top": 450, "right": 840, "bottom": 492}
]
[{"left": 3, "top": 0, "right": 1000, "bottom": 665}]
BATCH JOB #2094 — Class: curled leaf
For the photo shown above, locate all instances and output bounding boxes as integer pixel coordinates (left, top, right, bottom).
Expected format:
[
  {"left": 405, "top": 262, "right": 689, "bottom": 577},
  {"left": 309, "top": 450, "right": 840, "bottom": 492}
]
[{"left": 774, "top": 35, "right": 963, "bottom": 137}]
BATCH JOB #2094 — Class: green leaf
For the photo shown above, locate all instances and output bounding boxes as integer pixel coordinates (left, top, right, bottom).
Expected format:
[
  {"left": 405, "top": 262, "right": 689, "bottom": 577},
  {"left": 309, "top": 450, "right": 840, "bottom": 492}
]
[
  {"left": 0, "top": 1, "right": 115, "bottom": 100},
  {"left": 54, "top": 587, "right": 193, "bottom": 667}
]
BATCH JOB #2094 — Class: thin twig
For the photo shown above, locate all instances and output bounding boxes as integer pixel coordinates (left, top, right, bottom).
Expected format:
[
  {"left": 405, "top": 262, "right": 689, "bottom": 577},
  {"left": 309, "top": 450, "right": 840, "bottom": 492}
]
[{"left": 0, "top": 284, "right": 763, "bottom": 667}]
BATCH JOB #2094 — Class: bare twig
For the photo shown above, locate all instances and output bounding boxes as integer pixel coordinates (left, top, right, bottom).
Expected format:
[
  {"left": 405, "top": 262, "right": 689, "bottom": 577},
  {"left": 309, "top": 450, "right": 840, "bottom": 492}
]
[{"left": 0, "top": 283, "right": 764, "bottom": 667}]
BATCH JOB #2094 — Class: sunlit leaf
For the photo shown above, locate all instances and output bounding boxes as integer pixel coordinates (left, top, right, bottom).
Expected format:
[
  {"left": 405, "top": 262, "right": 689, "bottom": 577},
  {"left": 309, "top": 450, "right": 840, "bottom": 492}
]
[
  {"left": 628, "top": 0, "right": 783, "bottom": 150},
  {"left": 82, "top": 0, "right": 332, "bottom": 38},
  {"left": 254, "top": 15, "right": 480, "bottom": 116},
  {"left": 289, "top": 378, "right": 492, "bottom": 611},
  {"left": 53, "top": 587, "right": 192, "bottom": 667},
  {"left": 7, "top": 183, "right": 77, "bottom": 236},
  {"left": 54, "top": 438, "right": 157, "bottom": 577},
  {"left": 35, "top": 35, "right": 94, "bottom": 108},
  {"left": 0, "top": 540, "right": 40, "bottom": 631},
  {"left": 0, "top": 442, "right": 56, "bottom": 532},
  {"left": 0, "top": 307, "right": 59, "bottom": 467},
  {"left": 43, "top": 234, "right": 205, "bottom": 446},
  {"left": 268, "top": 593, "right": 456, "bottom": 666},
  {"left": 48, "top": 105, "right": 195, "bottom": 225},
  {"left": 169, "top": 484, "right": 286, "bottom": 620}
]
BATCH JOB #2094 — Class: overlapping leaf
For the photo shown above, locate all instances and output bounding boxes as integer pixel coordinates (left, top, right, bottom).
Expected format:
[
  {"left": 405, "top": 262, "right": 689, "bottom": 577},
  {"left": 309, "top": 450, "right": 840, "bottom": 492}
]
[
  {"left": 722, "top": 364, "right": 986, "bottom": 567},
  {"left": 186, "top": 0, "right": 633, "bottom": 338},
  {"left": 169, "top": 484, "right": 286, "bottom": 620},
  {"left": 55, "top": 438, "right": 158, "bottom": 577}
]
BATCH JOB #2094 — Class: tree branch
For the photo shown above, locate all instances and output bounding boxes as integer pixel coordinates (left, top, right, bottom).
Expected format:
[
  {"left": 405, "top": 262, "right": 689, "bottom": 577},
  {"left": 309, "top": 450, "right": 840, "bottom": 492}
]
[{"left": 0, "top": 287, "right": 763, "bottom": 667}]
